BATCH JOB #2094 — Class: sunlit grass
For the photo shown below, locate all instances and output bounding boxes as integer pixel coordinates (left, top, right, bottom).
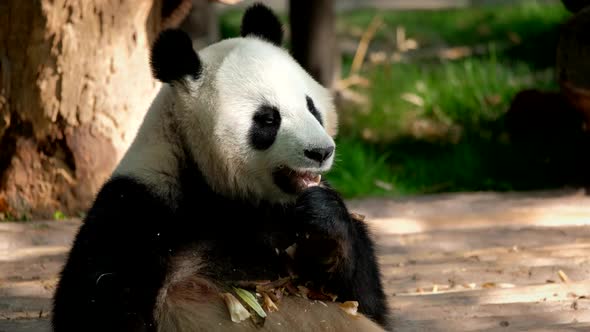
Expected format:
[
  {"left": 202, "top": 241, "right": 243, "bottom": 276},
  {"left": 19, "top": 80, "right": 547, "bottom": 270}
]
[
  {"left": 337, "top": 1, "right": 568, "bottom": 50},
  {"left": 339, "top": 55, "right": 557, "bottom": 141}
]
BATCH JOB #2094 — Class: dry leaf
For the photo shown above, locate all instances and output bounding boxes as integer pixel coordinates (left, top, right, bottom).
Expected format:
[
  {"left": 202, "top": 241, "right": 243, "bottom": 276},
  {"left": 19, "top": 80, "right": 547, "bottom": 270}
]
[
  {"left": 339, "top": 301, "right": 359, "bottom": 316},
  {"left": 496, "top": 283, "right": 516, "bottom": 289},
  {"left": 374, "top": 180, "right": 393, "bottom": 191},
  {"left": 558, "top": 270, "right": 570, "bottom": 283},
  {"left": 307, "top": 288, "right": 338, "bottom": 302},
  {"left": 262, "top": 293, "right": 279, "bottom": 313},
  {"left": 401, "top": 92, "right": 425, "bottom": 107},
  {"left": 285, "top": 282, "right": 299, "bottom": 296},
  {"left": 484, "top": 95, "right": 502, "bottom": 106},
  {"left": 438, "top": 46, "right": 472, "bottom": 60},
  {"left": 285, "top": 244, "right": 297, "bottom": 259},
  {"left": 221, "top": 292, "right": 251, "bottom": 323},
  {"left": 350, "top": 15, "right": 383, "bottom": 74},
  {"left": 507, "top": 32, "right": 521, "bottom": 44},
  {"left": 297, "top": 285, "right": 310, "bottom": 299},
  {"left": 369, "top": 51, "right": 388, "bottom": 64}
]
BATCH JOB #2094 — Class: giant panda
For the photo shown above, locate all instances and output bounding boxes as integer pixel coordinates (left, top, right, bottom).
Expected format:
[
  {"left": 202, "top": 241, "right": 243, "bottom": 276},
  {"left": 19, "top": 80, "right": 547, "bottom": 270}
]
[{"left": 51, "top": 3, "right": 391, "bottom": 332}]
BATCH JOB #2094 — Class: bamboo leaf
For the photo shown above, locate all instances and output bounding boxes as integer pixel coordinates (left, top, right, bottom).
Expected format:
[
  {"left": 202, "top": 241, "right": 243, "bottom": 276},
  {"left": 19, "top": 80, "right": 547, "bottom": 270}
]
[{"left": 233, "top": 287, "right": 267, "bottom": 318}]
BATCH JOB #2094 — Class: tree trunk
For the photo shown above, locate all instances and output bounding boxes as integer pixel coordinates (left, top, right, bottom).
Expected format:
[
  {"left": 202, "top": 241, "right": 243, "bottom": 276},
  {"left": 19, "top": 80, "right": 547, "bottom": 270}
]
[
  {"left": 289, "top": 0, "right": 338, "bottom": 89},
  {"left": 178, "top": 0, "right": 220, "bottom": 51},
  {"left": 0, "top": 0, "right": 177, "bottom": 219}
]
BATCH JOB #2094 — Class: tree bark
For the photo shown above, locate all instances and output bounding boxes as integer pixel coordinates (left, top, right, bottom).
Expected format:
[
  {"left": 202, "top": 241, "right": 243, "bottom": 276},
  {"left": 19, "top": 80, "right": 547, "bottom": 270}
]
[
  {"left": 289, "top": 0, "right": 338, "bottom": 89},
  {"left": 178, "top": 0, "right": 220, "bottom": 51},
  {"left": 0, "top": 0, "right": 175, "bottom": 219}
]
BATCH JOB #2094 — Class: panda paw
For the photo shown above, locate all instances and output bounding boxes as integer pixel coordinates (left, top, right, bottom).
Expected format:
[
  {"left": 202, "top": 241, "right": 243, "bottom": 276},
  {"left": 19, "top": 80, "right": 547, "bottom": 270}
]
[{"left": 293, "top": 186, "right": 354, "bottom": 275}]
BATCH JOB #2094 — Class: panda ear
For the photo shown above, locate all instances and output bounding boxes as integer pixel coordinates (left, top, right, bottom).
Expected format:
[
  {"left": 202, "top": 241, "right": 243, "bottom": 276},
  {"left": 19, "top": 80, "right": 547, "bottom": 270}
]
[
  {"left": 150, "top": 29, "right": 202, "bottom": 84},
  {"left": 240, "top": 3, "right": 283, "bottom": 47}
]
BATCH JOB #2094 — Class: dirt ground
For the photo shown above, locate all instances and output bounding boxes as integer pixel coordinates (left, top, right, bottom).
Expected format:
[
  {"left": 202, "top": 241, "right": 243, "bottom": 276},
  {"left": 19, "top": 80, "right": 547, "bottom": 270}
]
[{"left": 1, "top": 189, "right": 590, "bottom": 331}]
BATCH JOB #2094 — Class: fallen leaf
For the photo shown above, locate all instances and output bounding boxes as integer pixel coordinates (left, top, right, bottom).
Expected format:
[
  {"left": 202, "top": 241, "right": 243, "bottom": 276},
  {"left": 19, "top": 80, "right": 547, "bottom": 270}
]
[
  {"left": 374, "top": 180, "right": 393, "bottom": 191},
  {"left": 262, "top": 293, "right": 279, "bottom": 313},
  {"left": 339, "top": 301, "right": 359, "bottom": 316},
  {"left": 221, "top": 292, "right": 251, "bottom": 323},
  {"left": 558, "top": 270, "right": 570, "bottom": 283},
  {"left": 496, "top": 283, "right": 516, "bottom": 289},
  {"left": 484, "top": 95, "right": 502, "bottom": 106},
  {"left": 297, "top": 285, "right": 310, "bottom": 299},
  {"left": 507, "top": 32, "right": 521, "bottom": 44},
  {"left": 401, "top": 92, "right": 424, "bottom": 107}
]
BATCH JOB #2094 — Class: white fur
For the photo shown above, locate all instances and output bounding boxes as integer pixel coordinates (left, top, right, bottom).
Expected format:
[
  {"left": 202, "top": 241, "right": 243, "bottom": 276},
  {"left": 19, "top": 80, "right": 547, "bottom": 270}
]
[{"left": 115, "top": 36, "right": 338, "bottom": 204}]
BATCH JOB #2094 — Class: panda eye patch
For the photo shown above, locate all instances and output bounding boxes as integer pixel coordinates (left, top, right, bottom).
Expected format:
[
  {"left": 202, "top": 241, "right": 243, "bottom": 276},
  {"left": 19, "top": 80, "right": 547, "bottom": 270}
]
[
  {"left": 306, "top": 95, "right": 323, "bottom": 126},
  {"left": 250, "top": 105, "right": 281, "bottom": 150},
  {"left": 253, "top": 105, "right": 280, "bottom": 126}
]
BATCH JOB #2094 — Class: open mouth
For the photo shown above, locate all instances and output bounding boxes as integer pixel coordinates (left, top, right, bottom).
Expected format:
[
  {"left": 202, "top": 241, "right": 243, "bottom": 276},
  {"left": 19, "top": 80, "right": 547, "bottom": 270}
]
[{"left": 272, "top": 166, "right": 322, "bottom": 194}]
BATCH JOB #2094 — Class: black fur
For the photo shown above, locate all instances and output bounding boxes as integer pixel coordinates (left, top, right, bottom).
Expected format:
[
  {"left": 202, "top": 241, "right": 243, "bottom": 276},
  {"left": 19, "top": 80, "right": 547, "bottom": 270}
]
[
  {"left": 240, "top": 3, "right": 284, "bottom": 47},
  {"left": 150, "top": 29, "right": 201, "bottom": 84},
  {"left": 306, "top": 95, "right": 323, "bottom": 125},
  {"left": 294, "top": 186, "right": 389, "bottom": 327},
  {"left": 52, "top": 165, "right": 391, "bottom": 331},
  {"left": 249, "top": 104, "right": 282, "bottom": 150}
]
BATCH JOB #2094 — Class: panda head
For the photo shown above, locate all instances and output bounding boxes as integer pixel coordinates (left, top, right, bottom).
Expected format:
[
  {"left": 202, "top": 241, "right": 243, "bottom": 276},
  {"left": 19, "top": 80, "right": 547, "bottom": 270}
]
[{"left": 149, "top": 3, "right": 338, "bottom": 204}]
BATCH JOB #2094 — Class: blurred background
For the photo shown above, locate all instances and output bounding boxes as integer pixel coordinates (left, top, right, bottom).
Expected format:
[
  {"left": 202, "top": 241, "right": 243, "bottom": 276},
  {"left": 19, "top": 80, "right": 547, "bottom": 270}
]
[{"left": 1, "top": 0, "right": 589, "bottom": 220}]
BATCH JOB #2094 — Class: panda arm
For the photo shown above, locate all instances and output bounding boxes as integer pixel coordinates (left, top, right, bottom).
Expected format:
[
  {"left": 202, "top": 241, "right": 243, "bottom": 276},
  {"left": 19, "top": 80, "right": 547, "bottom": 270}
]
[
  {"left": 52, "top": 176, "right": 178, "bottom": 332},
  {"left": 293, "top": 185, "right": 390, "bottom": 329}
]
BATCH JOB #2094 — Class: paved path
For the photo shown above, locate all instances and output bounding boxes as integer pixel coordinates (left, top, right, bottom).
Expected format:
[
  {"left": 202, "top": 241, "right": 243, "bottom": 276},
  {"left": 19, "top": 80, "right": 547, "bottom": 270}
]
[{"left": 1, "top": 189, "right": 590, "bottom": 331}]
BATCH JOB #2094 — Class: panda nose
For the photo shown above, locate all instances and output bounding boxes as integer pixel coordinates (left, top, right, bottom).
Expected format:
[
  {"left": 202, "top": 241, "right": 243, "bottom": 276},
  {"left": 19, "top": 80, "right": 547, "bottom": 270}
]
[{"left": 304, "top": 146, "right": 334, "bottom": 163}]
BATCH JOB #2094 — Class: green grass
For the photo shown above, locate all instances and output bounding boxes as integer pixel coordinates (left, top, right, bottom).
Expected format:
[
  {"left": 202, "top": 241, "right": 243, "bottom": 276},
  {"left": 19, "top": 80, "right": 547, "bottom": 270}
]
[
  {"left": 219, "top": 1, "right": 584, "bottom": 198},
  {"left": 326, "top": 137, "right": 553, "bottom": 198},
  {"left": 337, "top": 2, "right": 567, "bottom": 47},
  {"left": 338, "top": 56, "right": 557, "bottom": 142}
]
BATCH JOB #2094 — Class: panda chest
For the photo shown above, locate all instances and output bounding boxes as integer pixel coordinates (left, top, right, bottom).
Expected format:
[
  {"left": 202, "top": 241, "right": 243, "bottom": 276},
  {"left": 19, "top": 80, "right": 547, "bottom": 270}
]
[{"left": 198, "top": 222, "right": 297, "bottom": 282}]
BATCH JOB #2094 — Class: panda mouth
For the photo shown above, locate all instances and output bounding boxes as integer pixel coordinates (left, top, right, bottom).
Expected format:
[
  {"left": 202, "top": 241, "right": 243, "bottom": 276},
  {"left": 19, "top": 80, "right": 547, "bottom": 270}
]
[{"left": 272, "top": 166, "right": 322, "bottom": 194}]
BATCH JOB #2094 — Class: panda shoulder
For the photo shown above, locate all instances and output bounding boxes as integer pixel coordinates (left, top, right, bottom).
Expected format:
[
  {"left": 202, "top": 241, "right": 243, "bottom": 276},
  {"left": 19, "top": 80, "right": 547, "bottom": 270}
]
[{"left": 84, "top": 175, "right": 174, "bottom": 224}]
